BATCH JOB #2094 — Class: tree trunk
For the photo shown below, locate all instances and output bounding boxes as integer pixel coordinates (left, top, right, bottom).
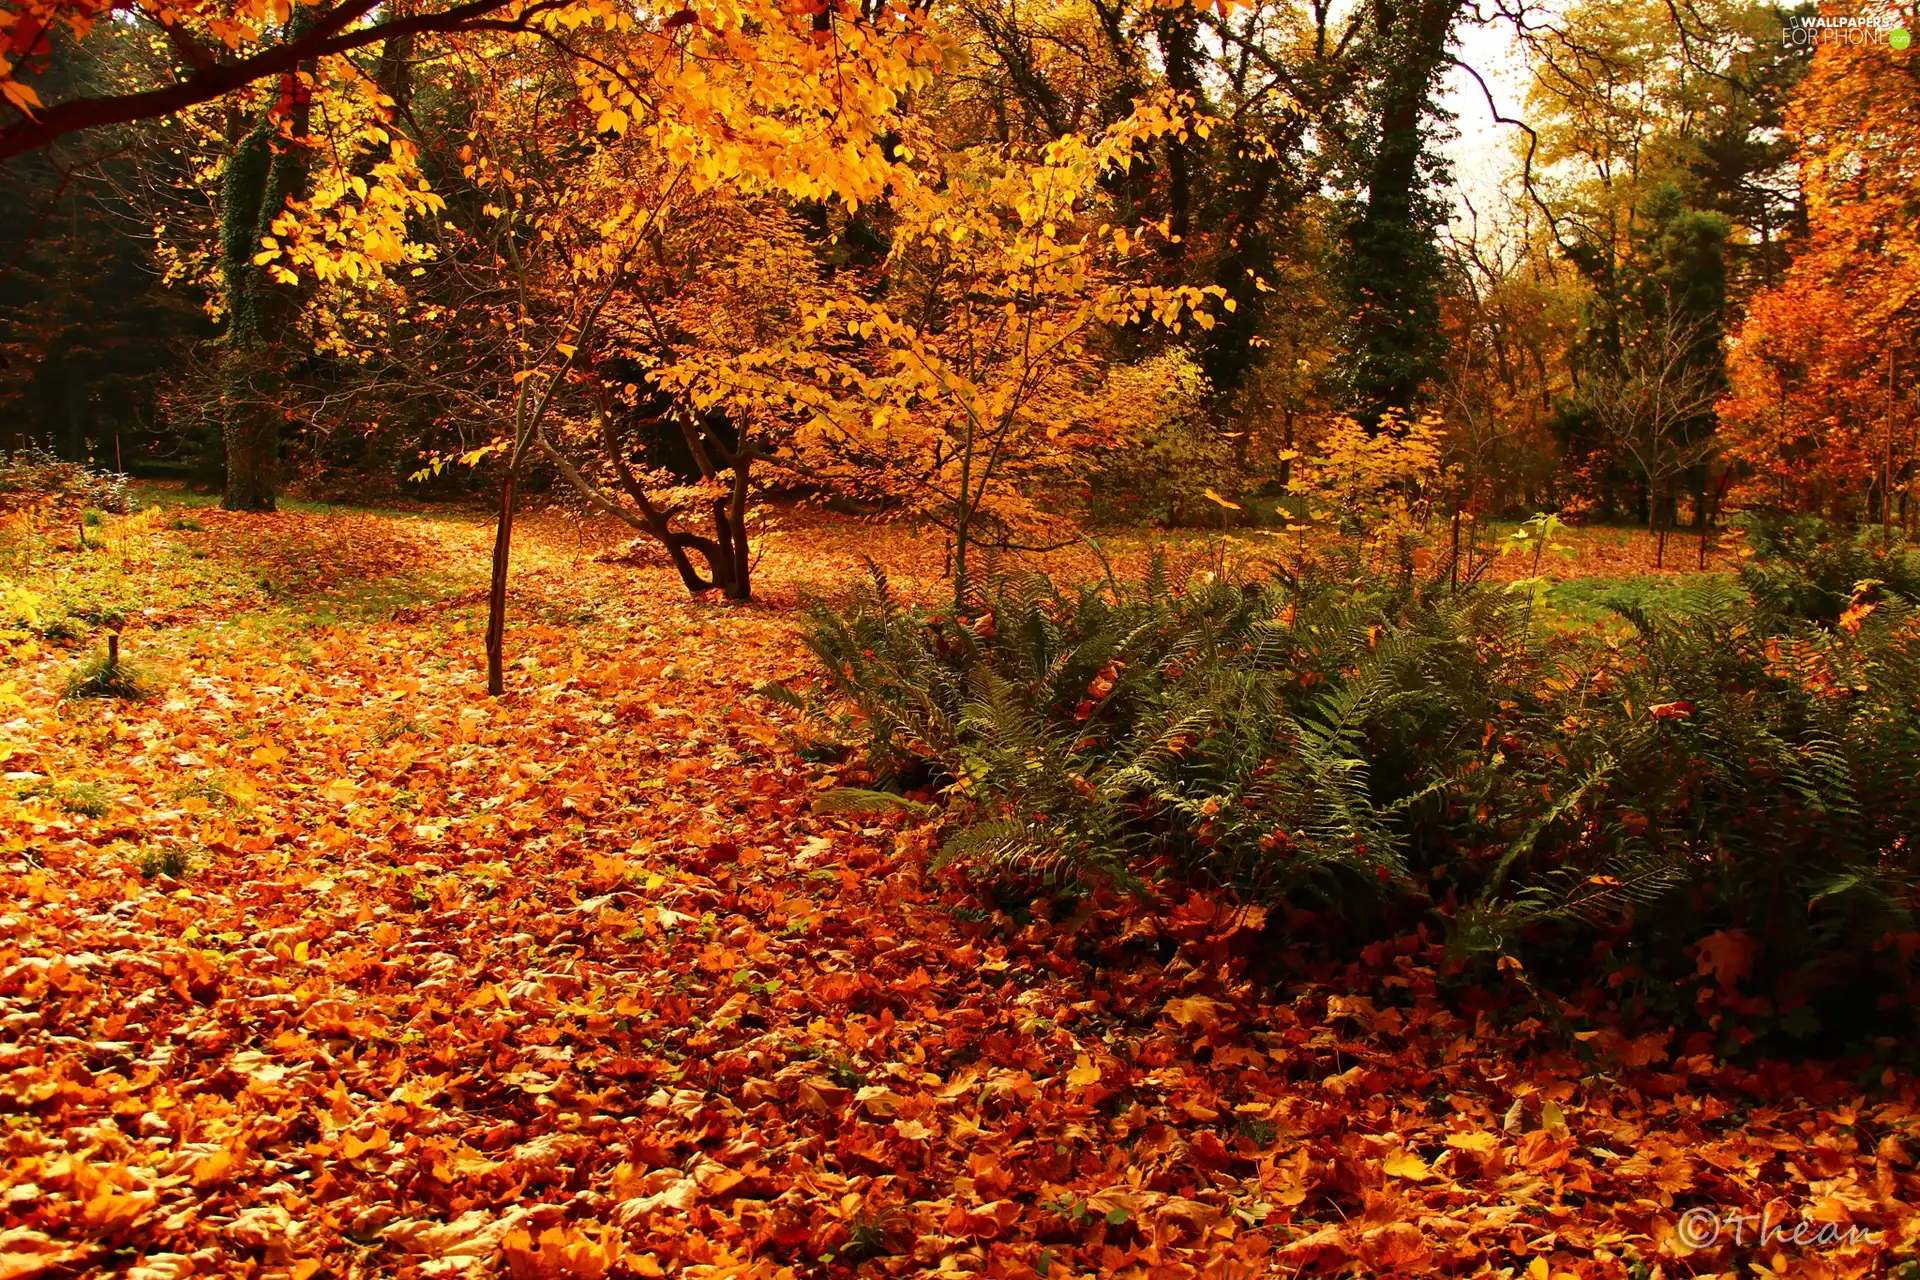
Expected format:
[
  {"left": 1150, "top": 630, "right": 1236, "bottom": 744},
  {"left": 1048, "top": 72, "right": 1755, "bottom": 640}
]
[
  {"left": 1449, "top": 488, "right": 1461, "bottom": 594},
  {"left": 1656, "top": 476, "right": 1673, "bottom": 569},
  {"left": 724, "top": 457, "right": 752, "bottom": 601},
  {"left": 216, "top": 20, "right": 313, "bottom": 513},
  {"left": 220, "top": 349, "right": 279, "bottom": 511},
  {"left": 952, "top": 507, "right": 972, "bottom": 613},
  {"left": 710, "top": 496, "right": 737, "bottom": 593},
  {"left": 659, "top": 531, "right": 713, "bottom": 595},
  {"left": 485, "top": 472, "right": 515, "bottom": 697},
  {"left": 1341, "top": 0, "right": 1460, "bottom": 425}
]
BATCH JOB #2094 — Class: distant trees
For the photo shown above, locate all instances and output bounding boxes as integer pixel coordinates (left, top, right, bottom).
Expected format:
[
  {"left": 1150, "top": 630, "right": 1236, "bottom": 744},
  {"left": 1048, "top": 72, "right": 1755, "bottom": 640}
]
[
  {"left": 0, "top": 25, "right": 212, "bottom": 468},
  {"left": 9, "top": 0, "right": 1918, "bottom": 557},
  {"left": 1720, "top": 5, "right": 1919, "bottom": 524},
  {"left": 1504, "top": 0, "right": 1807, "bottom": 530}
]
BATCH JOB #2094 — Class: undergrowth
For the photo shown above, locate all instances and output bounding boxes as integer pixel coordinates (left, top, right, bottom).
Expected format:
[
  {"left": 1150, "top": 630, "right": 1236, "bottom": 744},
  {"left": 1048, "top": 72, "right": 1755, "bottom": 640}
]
[
  {"left": 65, "top": 645, "right": 159, "bottom": 700},
  {"left": 806, "top": 524, "right": 1920, "bottom": 1049}
]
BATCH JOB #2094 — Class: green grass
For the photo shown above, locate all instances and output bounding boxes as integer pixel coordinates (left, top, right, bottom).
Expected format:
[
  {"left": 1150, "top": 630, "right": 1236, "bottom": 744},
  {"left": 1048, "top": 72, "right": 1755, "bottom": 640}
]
[
  {"left": 1537, "top": 572, "right": 1740, "bottom": 631},
  {"left": 56, "top": 781, "right": 113, "bottom": 818},
  {"left": 10, "top": 778, "right": 113, "bottom": 817},
  {"left": 64, "top": 649, "right": 159, "bottom": 700},
  {"left": 171, "top": 771, "right": 243, "bottom": 811},
  {"left": 127, "top": 481, "right": 482, "bottom": 526},
  {"left": 138, "top": 848, "right": 191, "bottom": 881}
]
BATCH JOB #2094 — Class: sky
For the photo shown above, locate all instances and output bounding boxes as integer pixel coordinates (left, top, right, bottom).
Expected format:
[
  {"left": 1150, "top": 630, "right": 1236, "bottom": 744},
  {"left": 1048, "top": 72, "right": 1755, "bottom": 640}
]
[{"left": 1437, "top": 9, "right": 1539, "bottom": 231}]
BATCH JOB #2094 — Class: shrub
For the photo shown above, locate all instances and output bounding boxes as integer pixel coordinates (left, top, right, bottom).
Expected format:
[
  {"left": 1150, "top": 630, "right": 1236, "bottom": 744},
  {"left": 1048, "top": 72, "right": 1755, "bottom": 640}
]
[
  {"left": 805, "top": 547, "right": 1920, "bottom": 1042},
  {"left": 1734, "top": 515, "right": 1920, "bottom": 627},
  {"left": 37, "top": 613, "right": 88, "bottom": 644},
  {"left": 0, "top": 446, "right": 132, "bottom": 514}
]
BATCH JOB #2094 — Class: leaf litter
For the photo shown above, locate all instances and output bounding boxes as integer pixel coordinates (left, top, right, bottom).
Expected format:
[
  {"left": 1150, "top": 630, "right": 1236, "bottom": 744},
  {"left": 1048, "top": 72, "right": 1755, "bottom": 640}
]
[{"left": 0, "top": 505, "right": 1914, "bottom": 1279}]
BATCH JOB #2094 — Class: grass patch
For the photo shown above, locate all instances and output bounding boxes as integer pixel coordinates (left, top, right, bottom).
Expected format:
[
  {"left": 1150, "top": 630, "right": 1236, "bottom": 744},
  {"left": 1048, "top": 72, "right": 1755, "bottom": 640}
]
[
  {"left": 56, "top": 782, "right": 112, "bottom": 818},
  {"left": 280, "top": 569, "right": 476, "bottom": 628},
  {"left": 36, "top": 613, "right": 87, "bottom": 643},
  {"left": 65, "top": 647, "right": 158, "bottom": 700},
  {"left": 138, "top": 848, "right": 191, "bottom": 881},
  {"left": 172, "top": 771, "right": 244, "bottom": 810},
  {"left": 1538, "top": 572, "right": 1739, "bottom": 630}
]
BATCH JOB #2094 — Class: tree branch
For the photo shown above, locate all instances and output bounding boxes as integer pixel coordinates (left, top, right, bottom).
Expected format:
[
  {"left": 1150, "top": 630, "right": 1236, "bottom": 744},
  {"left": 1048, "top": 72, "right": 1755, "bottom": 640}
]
[{"left": 1, "top": 0, "right": 560, "bottom": 160}]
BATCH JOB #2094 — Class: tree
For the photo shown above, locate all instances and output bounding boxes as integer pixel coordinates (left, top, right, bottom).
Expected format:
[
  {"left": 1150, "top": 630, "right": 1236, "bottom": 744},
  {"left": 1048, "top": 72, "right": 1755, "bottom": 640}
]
[
  {"left": 0, "top": 25, "right": 212, "bottom": 467},
  {"left": 663, "top": 99, "right": 1227, "bottom": 608},
  {"left": 1549, "top": 178, "right": 1730, "bottom": 529},
  {"left": 1720, "top": 3, "right": 1919, "bottom": 522},
  {"left": 1436, "top": 202, "right": 1580, "bottom": 519},
  {"left": 467, "top": 0, "right": 944, "bottom": 607},
  {"left": 1338, "top": 0, "right": 1464, "bottom": 426},
  {"left": 1581, "top": 301, "right": 1725, "bottom": 564}
]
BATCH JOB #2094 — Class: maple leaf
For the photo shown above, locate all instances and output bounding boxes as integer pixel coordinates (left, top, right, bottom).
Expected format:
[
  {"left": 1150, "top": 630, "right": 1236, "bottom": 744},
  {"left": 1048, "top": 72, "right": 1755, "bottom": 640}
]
[
  {"left": 1445, "top": 1130, "right": 1501, "bottom": 1155},
  {"left": 1163, "top": 994, "right": 1227, "bottom": 1029},
  {"left": 1276, "top": 1225, "right": 1351, "bottom": 1270},
  {"left": 1695, "top": 928, "right": 1757, "bottom": 992},
  {"left": 1382, "top": 1147, "right": 1431, "bottom": 1180}
]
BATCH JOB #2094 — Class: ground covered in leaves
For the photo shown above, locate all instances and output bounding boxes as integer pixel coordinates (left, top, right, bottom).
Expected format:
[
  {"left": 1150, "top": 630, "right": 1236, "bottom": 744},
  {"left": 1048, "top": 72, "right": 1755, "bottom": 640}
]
[{"left": 1, "top": 500, "right": 1915, "bottom": 1280}]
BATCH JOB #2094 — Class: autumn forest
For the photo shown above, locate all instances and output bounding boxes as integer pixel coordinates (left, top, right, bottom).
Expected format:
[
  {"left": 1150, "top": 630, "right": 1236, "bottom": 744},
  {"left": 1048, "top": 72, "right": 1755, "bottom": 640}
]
[{"left": 1, "top": 0, "right": 1919, "bottom": 1274}]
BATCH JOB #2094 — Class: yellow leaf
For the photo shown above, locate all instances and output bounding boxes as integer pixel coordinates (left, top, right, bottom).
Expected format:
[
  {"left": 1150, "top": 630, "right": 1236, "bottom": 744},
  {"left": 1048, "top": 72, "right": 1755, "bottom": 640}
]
[
  {"left": 342, "top": 1127, "right": 390, "bottom": 1159},
  {"left": 1202, "top": 488, "right": 1242, "bottom": 511},
  {"left": 191, "top": 1149, "right": 235, "bottom": 1186},
  {"left": 1383, "top": 1148, "right": 1430, "bottom": 1180},
  {"left": 2, "top": 80, "right": 45, "bottom": 113},
  {"left": 1445, "top": 1130, "right": 1500, "bottom": 1154},
  {"left": 1163, "top": 995, "right": 1225, "bottom": 1028},
  {"left": 1066, "top": 1054, "right": 1102, "bottom": 1089}
]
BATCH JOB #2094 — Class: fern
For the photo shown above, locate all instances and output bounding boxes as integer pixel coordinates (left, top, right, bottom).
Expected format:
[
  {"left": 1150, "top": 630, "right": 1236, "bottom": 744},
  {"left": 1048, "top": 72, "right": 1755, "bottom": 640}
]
[{"left": 804, "top": 543, "right": 1920, "bottom": 1032}]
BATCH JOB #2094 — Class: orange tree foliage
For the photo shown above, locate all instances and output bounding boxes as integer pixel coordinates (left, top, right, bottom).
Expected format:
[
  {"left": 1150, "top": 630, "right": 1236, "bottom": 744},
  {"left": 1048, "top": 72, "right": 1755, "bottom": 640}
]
[
  {"left": 385, "top": 0, "right": 953, "bottom": 601},
  {"left": 1719, "top": 7, "right": 1920, "bottom": 516},
  {"left": 405, "top": 28, "right": 1230, "bottom": 606},
  {"left": 656, "top": 97, "right": 1229, "bottom": 606}
]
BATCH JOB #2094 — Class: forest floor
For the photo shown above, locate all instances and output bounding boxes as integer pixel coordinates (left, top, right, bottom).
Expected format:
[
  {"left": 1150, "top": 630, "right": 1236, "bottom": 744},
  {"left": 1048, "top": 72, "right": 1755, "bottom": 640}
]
[{"left": 0, "top": 497, "right": 1913, "bottom": 1280}]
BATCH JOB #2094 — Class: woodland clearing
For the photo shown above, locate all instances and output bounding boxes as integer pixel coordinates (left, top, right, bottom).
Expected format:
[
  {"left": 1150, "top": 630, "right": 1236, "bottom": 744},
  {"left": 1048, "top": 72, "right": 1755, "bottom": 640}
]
[{"left": 0, "top": 499, "right": 1914, "bottom": 1279}]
